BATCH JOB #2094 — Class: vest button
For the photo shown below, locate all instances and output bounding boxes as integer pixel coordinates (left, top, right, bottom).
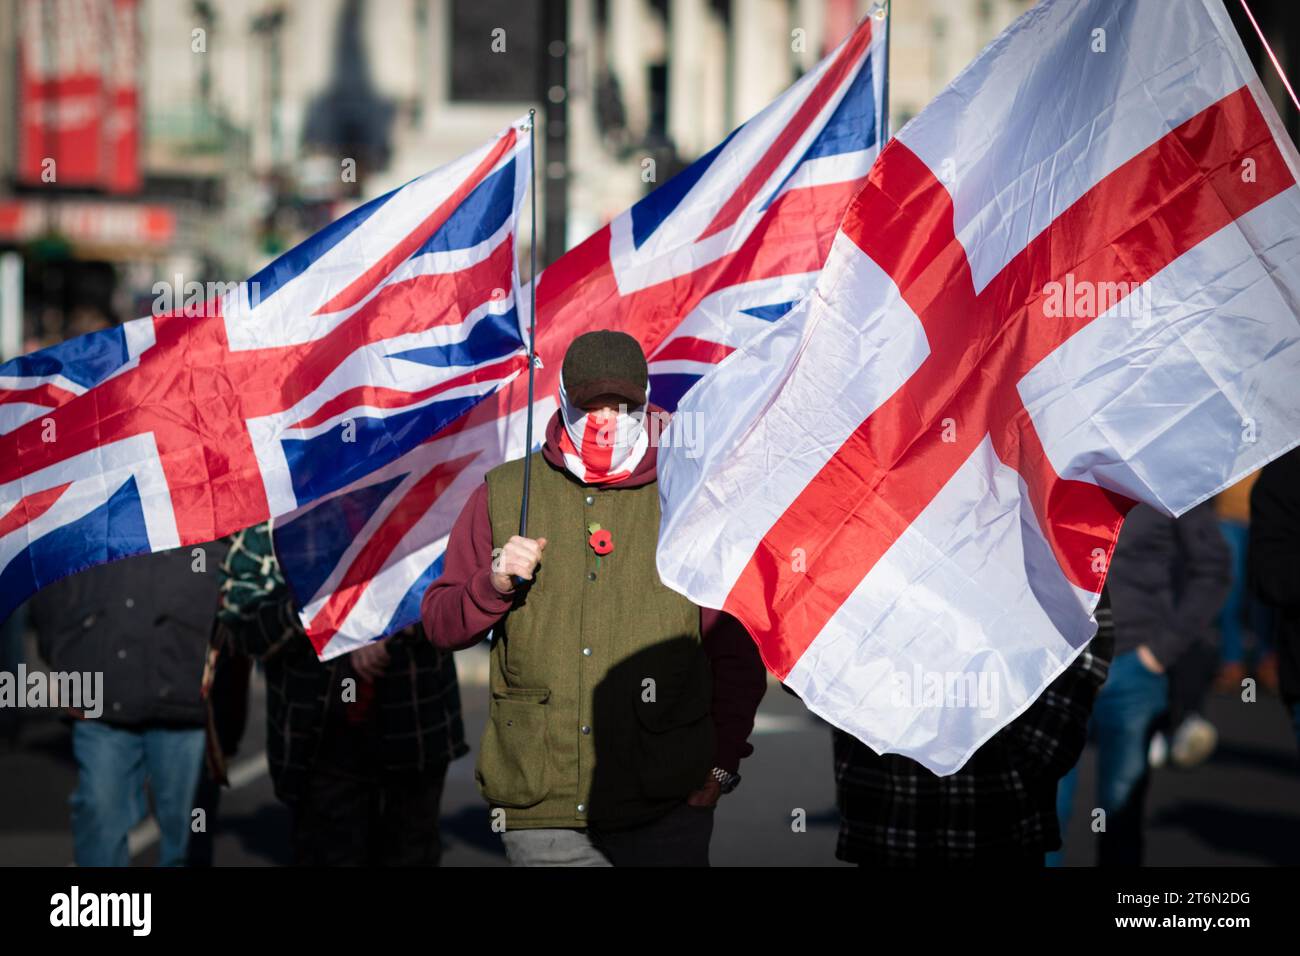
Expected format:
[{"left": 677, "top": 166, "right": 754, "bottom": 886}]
[
  {"left": 584, "top": 495, "right": 594, "bottom": 505},
  {"left": 587, "top": 571, "right": 597, "bottom": 582},
  {"left": 577, "top": 803, "right": 586, "bottom": 813},
  {"left": 581, "top": 725, "right": 590, "bottom": 735},
  {"left": 582, "top": 647, "right": 592, "bottom": 657}
]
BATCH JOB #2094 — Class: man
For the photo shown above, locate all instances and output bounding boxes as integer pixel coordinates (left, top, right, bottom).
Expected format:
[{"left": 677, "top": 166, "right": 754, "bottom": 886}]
[
  {"left": 422, "top": 330, "right": 767, "bottom": 866},
  {"left": 30, "top": 544, "right": 225, "bottom": 867},
  {"left": 831, "top": 592, "right": 1114, "bottom": 866},
  {"left": 217, "top": 523, "right": 466, "bottom": 865},
  {"left": 1053, "top": 502, "right": 1230, "bottom": 866},
  {"left": 1249, "top": 447, "right": 1300, "bottom": 754}
]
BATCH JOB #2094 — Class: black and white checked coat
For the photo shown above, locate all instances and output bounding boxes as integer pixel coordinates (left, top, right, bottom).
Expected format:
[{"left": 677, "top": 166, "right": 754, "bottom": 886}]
[{"left": 831, "top": 593, "right": 1115, "bottom": 866}]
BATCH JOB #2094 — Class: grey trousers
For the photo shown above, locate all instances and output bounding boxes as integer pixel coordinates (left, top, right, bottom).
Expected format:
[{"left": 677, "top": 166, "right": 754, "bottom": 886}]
[{"left": 500, "top": 801, "right": 715, "bottom": 867}]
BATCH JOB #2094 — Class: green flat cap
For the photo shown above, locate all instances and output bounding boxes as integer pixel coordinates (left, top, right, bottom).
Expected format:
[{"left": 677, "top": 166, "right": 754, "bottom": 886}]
[{"left": 561, "top": 330, "right": 648, "bottom": 408}]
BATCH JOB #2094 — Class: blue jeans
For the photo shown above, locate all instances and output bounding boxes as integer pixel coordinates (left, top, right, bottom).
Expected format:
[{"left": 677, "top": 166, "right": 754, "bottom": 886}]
[
  {"left": 1218, "top": 520, "right": 1249, "bottom": 664},
  {"left": 70, "top": 720, "right": 206, "bottom": 867},
  {"left": 1048, "top": 650, "right": 1168, "bottom": 866},
  {"left": 1217, "top": 519, "right": 1275, "bottom": 664}
]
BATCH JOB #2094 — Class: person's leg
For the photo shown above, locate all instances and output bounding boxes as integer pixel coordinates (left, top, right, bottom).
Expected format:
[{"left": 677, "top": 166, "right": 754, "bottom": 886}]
[
  {"left": 1090, "top": 651, "right": 1168, "bottom": 866},
  {"left": 290, "top": 763, "right": 376, "bottom": 866},
  {"left": 70, "top": 721, "right": 147, "bottom": 867},
  {"left": 187, "top": 769, "right": 220, "bottom": 867},
  {"left": 375, "top": 766, "right": 449, "bottom": 866},
  {"left": 0, "top": 604, "right": 26, "bottom": 743},
  {"left": 141, "top": 726, "right": 207, "bottom": 867},
  {"left": 594, "top": 801, "right": 715, "bottom": 867},
  {"left": 500, "top": 827, "right": 612, "bottom": 866},
  {"left": 1168, "top": 640, "right": 1219, "bottom": 731},
  {"left": 1214, "top": 520, "right": 1248, "bottom": 696},
  {"left": 1290, "top": 701, "right": 1300, "bottom": 757},
  {"left": 1165, "top": 640, "right": 1220, "bottom": 767},
  {"left": 1215, "top": 520, "right": 1247, "bottom": 671},
  {"left": 1046, "top": 762, "right": 1082, "bottom": 867},
  {"left": 1253, "top": 602, "right": 1279, "bottom": 693}
]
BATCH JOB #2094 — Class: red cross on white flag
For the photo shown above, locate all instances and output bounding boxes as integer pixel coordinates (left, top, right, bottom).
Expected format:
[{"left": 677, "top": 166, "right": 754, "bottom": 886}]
[{"left": 657, "top": 0, "right": 1300, "bottom": 774}]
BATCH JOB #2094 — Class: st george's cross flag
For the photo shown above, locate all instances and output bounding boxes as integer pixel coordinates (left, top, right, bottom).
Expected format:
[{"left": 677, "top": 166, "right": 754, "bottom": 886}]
[
  {"left": 271, "top": 16, "right": 889, "bottom": 658},
  {"left": 657, "top": 0, "right": 1300, "bottom": 775},
  {"left": 0, "top": 119, "right": 532, "bottom": 622}
]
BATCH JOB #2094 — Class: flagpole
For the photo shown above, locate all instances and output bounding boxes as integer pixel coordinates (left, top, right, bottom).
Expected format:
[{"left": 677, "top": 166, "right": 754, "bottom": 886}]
[
  {"left": 519, "top": 108, "right": 538, "bottom": 541},
  {"left": 879, "top": 0, "right": 892, "bottom": 147},
  {"left": 1239, "top": 0, "right": 1300, "bottom": 115}
]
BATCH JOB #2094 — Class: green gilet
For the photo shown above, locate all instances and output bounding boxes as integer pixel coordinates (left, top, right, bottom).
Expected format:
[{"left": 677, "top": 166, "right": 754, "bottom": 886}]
[{"left": 478, "top": 452, "right": 714, "bottom": 830}]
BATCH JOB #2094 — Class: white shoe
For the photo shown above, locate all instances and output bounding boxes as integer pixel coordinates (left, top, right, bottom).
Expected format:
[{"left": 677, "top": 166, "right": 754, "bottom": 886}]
[
  {"left": 1171, "top": 715, "right": 1218, "bottom": 768},
  {"left": 1148, "top": 731, "right": 1168, "bottom": 768}
]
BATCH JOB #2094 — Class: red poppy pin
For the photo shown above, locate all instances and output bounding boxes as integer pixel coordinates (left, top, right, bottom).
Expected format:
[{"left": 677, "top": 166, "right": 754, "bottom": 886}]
[{"left": 587, "top": 523, "right": 613, "bottom": 556}]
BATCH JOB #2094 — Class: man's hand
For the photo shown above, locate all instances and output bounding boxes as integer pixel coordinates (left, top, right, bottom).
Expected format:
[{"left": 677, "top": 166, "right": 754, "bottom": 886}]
[
  {"left": 490, "top": 535, "right": 548, "bottom": 594},
  {"left": 686, "top": 775, "right": 722, "bottom": 808},
  {"left": 1136, "top": 644, "right": 1165, "bottom": 675},
  {"left": 349, "top": 639, "right": 391, "bottom": 682}
]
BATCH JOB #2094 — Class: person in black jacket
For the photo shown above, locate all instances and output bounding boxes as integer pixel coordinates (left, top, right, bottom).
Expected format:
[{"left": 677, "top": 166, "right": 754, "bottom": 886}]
[
  {"left": 1052, "top": 502, "right": 1230, "bottom": 866},
  {"left": 1249, "top": 447, "right": 1300, "bottom": 753},
  {"left": 216, "top": 523, "right": 467, "bottom": 866},
  {"left": 29, "top": 542, "right": 227, "bottom": 867}
]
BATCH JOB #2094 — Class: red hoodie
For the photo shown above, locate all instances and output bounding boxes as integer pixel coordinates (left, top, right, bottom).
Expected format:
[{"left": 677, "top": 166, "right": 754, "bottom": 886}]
[{"left": 420, "top": 409, "right": 767, "bottom": 774}]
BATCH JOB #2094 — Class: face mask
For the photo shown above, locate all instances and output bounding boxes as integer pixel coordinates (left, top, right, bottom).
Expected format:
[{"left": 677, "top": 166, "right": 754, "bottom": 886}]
[{"left": 556, "top": 376, "right": 650, "bottom": 485}]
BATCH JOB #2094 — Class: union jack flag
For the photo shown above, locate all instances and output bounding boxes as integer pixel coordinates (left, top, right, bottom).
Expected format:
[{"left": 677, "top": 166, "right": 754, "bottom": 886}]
[
  {"left": 0, "top": 119, "right": 532, "bottom": 623},
  {"left": 276, "top": 18, "right": 889, "bottom": 658}
]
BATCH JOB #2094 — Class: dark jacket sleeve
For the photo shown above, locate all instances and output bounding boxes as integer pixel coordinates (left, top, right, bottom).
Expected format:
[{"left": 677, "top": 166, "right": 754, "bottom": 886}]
[
  {"left": 218, "top": 594, "right": 302, "bottom": 661},
  {"left": 420, "top": 483, "right": 514, "bottom": 651},
  {"left": 1250, "top": 455, "right": 1300, "bottom": 608},
  {"left": 1148, "top": 502, "right": 1232, "bottom": 668},
  {"left": 701, "top": 608, "right": 767, "bottom": 774}
]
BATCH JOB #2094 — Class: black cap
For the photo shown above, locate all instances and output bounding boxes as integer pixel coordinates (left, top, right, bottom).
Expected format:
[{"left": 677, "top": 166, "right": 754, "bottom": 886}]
[{"left": 561, "top": 330, "right": 648, "bottom": 408}]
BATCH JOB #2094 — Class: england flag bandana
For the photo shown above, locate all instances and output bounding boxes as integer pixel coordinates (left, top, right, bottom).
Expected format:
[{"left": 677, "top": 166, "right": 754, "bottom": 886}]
[{"left": 556, "top": 376, "right": 650, "bottom": 485}]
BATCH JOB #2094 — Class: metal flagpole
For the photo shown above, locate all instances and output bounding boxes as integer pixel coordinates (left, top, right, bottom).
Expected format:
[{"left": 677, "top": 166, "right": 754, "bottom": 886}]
[
  {"left": 519, "top": 108, "right": 538, "bottom": 540},
  {"left": 878, "top": 1, "right": 892, "bottom": 148},
  {"left": 1239, "top": 0, "right": 1300, "bottom": 115}
]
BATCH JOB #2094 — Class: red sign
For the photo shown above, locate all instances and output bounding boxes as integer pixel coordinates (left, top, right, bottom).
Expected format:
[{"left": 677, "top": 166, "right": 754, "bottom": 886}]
[
  {"left": 17, "top": 0, "right": 140, "bottom": 193},
  {"left": 0, "top": 200, "right": 175, "bottom": 247}
]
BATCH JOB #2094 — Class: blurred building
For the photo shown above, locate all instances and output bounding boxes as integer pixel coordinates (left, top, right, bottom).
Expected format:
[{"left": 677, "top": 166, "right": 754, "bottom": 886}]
[
  {"left": 1, "top": 0, "right": 1296, "bottom": 355},
  {"left": 888, "top": 0, "right": 1032, "bottom": 128}
]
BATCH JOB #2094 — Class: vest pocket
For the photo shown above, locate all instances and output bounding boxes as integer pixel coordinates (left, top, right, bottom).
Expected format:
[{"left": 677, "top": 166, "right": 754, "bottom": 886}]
[{"left": 476, "top": 687, "right": 551, "bottom": 808}]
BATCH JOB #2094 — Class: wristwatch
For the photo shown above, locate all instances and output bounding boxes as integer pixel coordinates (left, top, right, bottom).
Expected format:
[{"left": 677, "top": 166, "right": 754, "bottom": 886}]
[{"left": 710, "top": 766, "right": 741, "bottom": 794}]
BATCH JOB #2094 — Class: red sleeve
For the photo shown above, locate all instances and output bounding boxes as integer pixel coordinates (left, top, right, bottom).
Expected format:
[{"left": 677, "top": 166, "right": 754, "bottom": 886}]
[
  {"left": 420, "top": 483, "right": 515, "bottom": 650},
  {"left": 701, "top": 607, "right": 768, "bottom": 774}
]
